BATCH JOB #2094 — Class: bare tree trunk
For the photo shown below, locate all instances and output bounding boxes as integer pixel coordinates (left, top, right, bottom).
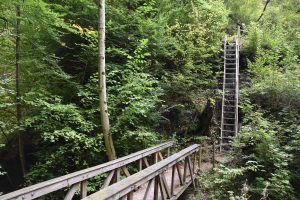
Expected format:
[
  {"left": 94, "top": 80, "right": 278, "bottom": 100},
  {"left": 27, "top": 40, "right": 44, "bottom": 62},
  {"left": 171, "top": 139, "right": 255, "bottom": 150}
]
[
  {"left": 98, "top": 0, "right": 116, "bottom": 161},
  {"left": 16, "top": 5, "right": 26, "bottom": 176}
]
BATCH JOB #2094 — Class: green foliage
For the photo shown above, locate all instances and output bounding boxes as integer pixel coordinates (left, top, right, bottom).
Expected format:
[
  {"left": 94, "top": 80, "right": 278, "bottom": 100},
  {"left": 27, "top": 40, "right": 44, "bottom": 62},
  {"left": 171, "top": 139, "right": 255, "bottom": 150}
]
[
  {"left": 202, "top": 2, "right": 300, "bottom": 199},
  {"left": 202, "top": 102, "right": 298, "bottom": 199},
  {"left": 0, "top": 0, "right": 298, "bottom": 199},
  {"left": 225, "top": 0, "right": 262, "bottom": 25},
  {"left": 117, "top": 129, "right": 158, "bottom": 156},
  {"left": 237, "top": 104, "right": 296, "bottom": 199},
  {"left": 20, "top": 93, "right": 105, "bottom": 184}
]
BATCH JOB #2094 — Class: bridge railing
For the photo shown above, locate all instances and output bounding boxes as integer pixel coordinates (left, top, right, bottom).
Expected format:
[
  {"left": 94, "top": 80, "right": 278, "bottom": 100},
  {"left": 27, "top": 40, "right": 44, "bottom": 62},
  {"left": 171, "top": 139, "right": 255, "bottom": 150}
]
[
  {"left": 83, "top": 144, "right": 200, "bottom": 200},
  {"left": 0, "top": 141, "right": 173, "bottom": 200},
  {"left": 201, "top": 142, "right": 232, "bottom": 169},
  {"left": 82, "top": 142, "right": 232, "bottom": 200}
]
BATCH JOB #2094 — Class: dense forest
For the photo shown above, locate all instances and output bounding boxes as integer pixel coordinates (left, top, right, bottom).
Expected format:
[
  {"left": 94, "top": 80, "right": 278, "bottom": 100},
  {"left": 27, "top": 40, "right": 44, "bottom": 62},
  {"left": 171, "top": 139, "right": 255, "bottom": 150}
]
[{"left": 0, "top": 0, "right": 299, "bottom": 199}]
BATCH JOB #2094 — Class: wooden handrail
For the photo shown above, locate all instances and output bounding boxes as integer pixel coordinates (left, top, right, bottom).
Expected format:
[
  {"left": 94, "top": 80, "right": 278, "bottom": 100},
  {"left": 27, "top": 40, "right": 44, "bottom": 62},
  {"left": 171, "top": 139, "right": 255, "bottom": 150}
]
[
  {"left": 83, "top": 144, "right": 200, "bottom": 200},
  {"left": 0, "top": 141, "right": 173, "bottom": 200}
]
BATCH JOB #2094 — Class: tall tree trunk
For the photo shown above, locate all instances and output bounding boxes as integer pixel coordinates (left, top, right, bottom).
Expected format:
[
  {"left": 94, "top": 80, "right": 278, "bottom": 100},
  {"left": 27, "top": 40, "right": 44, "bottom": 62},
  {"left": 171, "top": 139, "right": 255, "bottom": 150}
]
[
  {"left": 16, "top": 5, "right": 26, "bottom": 176},
  {"left": 98, "top": 0, "right": 116, "bottom": 161}
]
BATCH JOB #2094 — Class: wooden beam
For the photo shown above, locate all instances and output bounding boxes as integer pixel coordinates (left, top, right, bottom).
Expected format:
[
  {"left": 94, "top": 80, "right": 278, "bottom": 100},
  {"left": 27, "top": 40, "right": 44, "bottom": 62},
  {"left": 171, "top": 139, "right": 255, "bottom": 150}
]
[
  {"left": 142, "top": 157, "right": 150, "bottom": 167},
  {"left": 154, "top": 176, "right": 159, "bottom": 200},
  {"left": 187, "top": 156, "right": 195, "bottom": 188},
  {"left": 198, "top": 147, "right": 202, "bottom": 170},
  {"left": 64, "top": 183, "right": 79, "bottom": 200},
  {"left": 171, "top": 165, "right": 175, "bottom": 196},
  {"left": 138, "top": 159, "right": 143, "bottom": 171},
  {"left": 101, "top": 170, "right": 115, "bottom": 189},
  {"left": 121, "top": 166, "right": 131, "bottom": 177},
  {"left": 158, "top": 175, "right": 166, "bottom": 199},
  {"left": 176, "top": 163, "right": 183, "bottom": 186},
  {"left": 160, "top": 173, "right": 171, "bottom": 198},
  {"left": 82, "top": 144, "right": 200, "bottom": 200},
  {"left": 212, "top": 142, "right": 216, "bottom": 168},
  {"left": 127, "top": 192, "right": 133, "bottom": 200},
  {"left": 80, "top": 180, "right": 88, "bottom": 198},
  {"left": 0, "top": 142, "right": 173, "bottom": 200},
  {"left": 158, "top": 151, "right": 164, "bottom": 161},
  {"left": 167, "top": 147, "right": 170, "bottom": 157},
  {"left": 143, "top": 179, "right": 153, "bottom": 200},
  {"left": 193, "top": 153, "right": 196, "bottom": 173},
  {"left": 183, "top": 158, "right": 188, "bottom": 183}
]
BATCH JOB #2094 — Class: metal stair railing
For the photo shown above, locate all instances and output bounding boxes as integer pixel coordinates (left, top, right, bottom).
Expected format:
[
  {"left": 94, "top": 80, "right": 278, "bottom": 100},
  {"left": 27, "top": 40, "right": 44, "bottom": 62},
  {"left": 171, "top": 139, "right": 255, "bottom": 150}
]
[{"left": 220, "top": 26, "right": 241, "bottom": 150}]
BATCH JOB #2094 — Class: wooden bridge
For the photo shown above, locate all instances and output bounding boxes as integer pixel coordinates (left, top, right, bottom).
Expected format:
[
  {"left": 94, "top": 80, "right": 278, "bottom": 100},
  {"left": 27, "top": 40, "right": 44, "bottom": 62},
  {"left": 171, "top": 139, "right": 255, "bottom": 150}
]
[{"left": 0, "top": 141, "right": 230, "bottom": 200}]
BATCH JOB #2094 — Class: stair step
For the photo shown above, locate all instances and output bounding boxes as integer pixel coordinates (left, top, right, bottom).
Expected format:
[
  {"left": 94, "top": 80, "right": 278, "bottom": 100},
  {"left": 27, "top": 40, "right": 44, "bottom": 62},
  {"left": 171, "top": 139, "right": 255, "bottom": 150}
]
[
  {"left": 223, "top": 117, "right": 235, "bottom": 120},
  {"left": 223, "top": 124, "right": 235, "bottom": 126},
  {"left": 225, "top": 92, "right": 235, "bottom": 96},
  {"left": 221, "top": 72, "right": 236, "bottom": 74},
  {"left": 223, "top": 105, "right": 235, "bottom": 108},
  {"left": 222, "top": 130, "right": 235, "bottom": 133},
  {"left": 224, "top": 92, "right": 235, "bottom": 95},
  {"left": 225, "top": 84, "right": 235, "bottom": 86},
  {"left": 226, "top": 67, "right": 236, "bottom": 69},
  {"left": 224, "top": 111, "right": 235, "bottom": 114},
  {"left": 224, "top": 96, "right": 235, "bottom": 98}
]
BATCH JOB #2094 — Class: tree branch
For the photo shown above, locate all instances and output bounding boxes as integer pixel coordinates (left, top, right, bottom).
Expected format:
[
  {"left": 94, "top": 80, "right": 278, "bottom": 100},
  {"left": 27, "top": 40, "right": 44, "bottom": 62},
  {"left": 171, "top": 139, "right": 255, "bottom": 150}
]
[{"left": 257, "top": 0, "right": 271, "bottom": 22}]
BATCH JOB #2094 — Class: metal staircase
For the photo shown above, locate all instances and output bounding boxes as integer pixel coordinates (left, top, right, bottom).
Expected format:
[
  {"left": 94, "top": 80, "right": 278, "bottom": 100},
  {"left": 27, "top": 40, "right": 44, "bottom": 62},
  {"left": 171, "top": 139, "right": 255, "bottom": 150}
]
[{"left": 220, "top": 31, "right": 240, "bottom": 148}]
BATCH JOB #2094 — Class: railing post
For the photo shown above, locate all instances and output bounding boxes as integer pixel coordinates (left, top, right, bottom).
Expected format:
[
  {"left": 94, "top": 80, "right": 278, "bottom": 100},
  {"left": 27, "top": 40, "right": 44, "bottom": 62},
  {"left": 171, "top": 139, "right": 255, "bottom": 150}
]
[
  {"left": 198, "top": 147, "right": 202, "bottom": 170},
  {"left": 183, "top": 157, "right": 188, "bottom": 183},
  {"left": 154, "top": 152, "right": 158, "bottom": 163},
  {"left": 80, "top": 180, "right": 88, "bottom": 198},
  {"left": 154, "top": 176, "right": 159, "bottom": 200},
  {"left": 64, "top": 183, "right": 80, "bottom": 200},
  {"left": 139, "top": 159, "right": 143, "bottom": 171},
  {"left": 127, "top": 191, "right": 133, "bottom": 200},
  {"left": 0, "top": 142, "right": 174, "bottom": 200},
  {"left": 171, "top": 165, "right": 175, "bottom": 196},
  {"left": 212, "top": 142, "right": 216, "bottom": 169},
  {"left": 237, "top": 24, "right": 241, "bottom": 45},
  {"left": 167, "top": 147, "right": 170, "bottom": 157}
]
